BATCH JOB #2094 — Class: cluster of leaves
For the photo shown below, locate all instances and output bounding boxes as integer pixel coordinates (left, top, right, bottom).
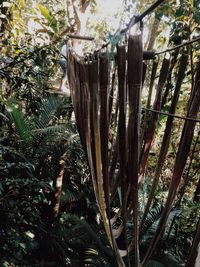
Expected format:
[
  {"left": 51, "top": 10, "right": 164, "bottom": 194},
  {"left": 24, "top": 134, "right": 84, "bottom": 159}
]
[
  {"left": 1, "top": 1, "right": 200, "bottom": 267},
  {"left": 1, "top": 45, "right": 57, "bottom": 101},
  {"left": 0, "top": 2, "right": 115, "bottom": 266},
  {"left": 0, "top": 93, "right": 111, "bottom": 267},
  {"left": 0, "top": 22, "right": 108, "bottom": 265}
]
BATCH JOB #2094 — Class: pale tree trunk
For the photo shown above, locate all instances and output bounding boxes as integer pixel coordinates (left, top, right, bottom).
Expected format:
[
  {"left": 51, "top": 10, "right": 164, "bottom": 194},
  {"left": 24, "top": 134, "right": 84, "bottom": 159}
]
[
  {"left": 70, "top": 0, "right": 91, "bottom": 54},
  {"left": 52, "top": 153, "right": 67, "bottom": 218},
  {"left": 145, "top": 16, "right": 160, "bottom": 51}
]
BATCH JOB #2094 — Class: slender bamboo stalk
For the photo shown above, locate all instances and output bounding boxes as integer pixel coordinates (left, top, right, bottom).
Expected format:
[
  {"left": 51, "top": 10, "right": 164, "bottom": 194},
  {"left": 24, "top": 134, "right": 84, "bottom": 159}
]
[
  {"left": 117, "top": 45, "right": 127, "bottom": 216},
  {"left": 127, "top": 35, "right": 143, "bottom": 267},
  {"left": 142, "top": 59, "right": 200, "bottom": 266},
  {"left": 164, "top": 131, "right": 199, "bottom": 245},
  {"left": 161, "top": 48, "right": 180, "bottom": 109},
  {"left": 117, "top": 45, "right": 130, "bottom": 266},
  {"left": 140, "top": 60, "right": 159, "bottom": 157},
  {"left": 139, "top": 58, "right": 170, "bottom": 183},
  {"left": 147, "top": 60, "right": 159, "bottom": 109},
  {"left": 140, "top": 53, "right": 188, "bottom": 228},
  {"left": 99, "top": 55, "right": 110, "bottom": 217},
  {"left": 88, "top": 60, "right": 113, "bottom": 244}
]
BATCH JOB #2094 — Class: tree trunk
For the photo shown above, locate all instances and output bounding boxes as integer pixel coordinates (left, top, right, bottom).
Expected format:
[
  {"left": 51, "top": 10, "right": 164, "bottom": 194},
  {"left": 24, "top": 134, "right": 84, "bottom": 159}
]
[
  {"left": 145, "top": 16, "right": 160, "bottom": 51},
  {"left": 71, "top": 0, "right": 91, "bottom": 54},
  {"left": 52, "top": 153, "right": 67, "bottom": 218}
]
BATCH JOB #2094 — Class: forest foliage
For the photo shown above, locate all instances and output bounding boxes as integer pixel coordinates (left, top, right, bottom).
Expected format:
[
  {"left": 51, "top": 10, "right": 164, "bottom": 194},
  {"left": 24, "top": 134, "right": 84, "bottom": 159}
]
[{"left": 0, "top": 0, "right": 200, "bottom": 267}]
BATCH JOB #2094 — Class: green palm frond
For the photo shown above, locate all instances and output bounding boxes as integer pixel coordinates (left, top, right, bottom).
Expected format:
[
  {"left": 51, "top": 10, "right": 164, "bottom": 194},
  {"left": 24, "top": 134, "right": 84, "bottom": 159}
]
[
  {"left": 31, "top": 95, "right": 73, "bottom": 145},
  {"left": 32, "top": 124, "right": 71, "bottom": 138},
  {"left": 140, "top": 205, "right": 181, "bottom": 244},
  {"left": 61, "top": 187, "right": 79, "bottom": 204},
  {"left": 140, "top": 204, "right": 163, "bottom": 240},
  {"left": 5, "top": 96, "right": 70, "bottom": 148},
  {"left": 137, "top": 206, "right": 182, "bottom": 263},
  {"left": 6, "top": 100, "right": 32, "bottom": 144},
  {"left": 35, "top": 95, "right": 63, "bottom": 130}
]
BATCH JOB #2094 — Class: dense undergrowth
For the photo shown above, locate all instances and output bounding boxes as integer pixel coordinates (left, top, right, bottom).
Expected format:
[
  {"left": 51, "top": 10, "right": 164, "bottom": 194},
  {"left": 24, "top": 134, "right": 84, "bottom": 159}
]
[{"left": 1, "top": 0, "right": 200, "bottom": 266}]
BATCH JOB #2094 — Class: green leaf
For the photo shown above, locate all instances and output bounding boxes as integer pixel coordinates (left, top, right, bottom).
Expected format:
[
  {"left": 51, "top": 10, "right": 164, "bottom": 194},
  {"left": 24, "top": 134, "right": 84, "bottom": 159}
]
[
  {"left": 6, "top": 100, "right": 32, "bottom": 144},
  {"left": 37, "top": 3, "right": 58, "bottom": 32},
  {"left": 38, "top": 3, "right": 51, "bottom": 21}
]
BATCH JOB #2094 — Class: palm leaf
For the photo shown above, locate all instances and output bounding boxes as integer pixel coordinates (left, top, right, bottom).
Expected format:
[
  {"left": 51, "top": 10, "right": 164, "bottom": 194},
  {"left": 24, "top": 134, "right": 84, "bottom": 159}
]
[
  {"left": 140, "top": 205, "right": 163, "bottom": 240},
  {"left": 146, "top": 260, "right": 165, "bottom": 267},
  {"left": 35, "top": 95, "right": 63, "bottom": 130},
  {"left": 6, "top": 100, "right": 32, "bottom": 144},
  {"left": 61, "top": 187, "right": 79, "bottom": 204},
  {"left": 32, "top": 124, "right": 71, "bottom": 137}
]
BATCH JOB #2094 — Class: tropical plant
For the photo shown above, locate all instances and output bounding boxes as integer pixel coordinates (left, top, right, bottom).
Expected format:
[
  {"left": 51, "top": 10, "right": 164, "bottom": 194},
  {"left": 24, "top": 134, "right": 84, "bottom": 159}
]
[{"left": 1, "top": 0, "right": 200, "bottom": 267}]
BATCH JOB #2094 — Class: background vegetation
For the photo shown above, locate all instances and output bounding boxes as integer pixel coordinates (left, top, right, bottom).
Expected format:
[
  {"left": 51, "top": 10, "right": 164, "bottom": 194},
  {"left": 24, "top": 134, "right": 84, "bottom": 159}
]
[{"left": 0, "top": 0, "right": 200, "bottom": 266}]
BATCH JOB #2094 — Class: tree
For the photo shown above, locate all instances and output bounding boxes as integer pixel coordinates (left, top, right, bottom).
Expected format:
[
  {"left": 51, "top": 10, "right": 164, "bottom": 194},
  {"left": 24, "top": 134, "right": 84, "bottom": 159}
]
[{"left": 1, "top": 0, "right": 200, "bottom": 266}]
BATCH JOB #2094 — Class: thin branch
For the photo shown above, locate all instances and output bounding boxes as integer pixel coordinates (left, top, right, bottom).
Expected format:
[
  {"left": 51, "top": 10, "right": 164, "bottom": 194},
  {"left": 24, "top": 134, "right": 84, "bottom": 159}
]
[
  {"left": 67, "top": 34, "right": 94, "bottom": 40},
  {"left": 53, "top": 31, "right": 94, "bottom": 42}
]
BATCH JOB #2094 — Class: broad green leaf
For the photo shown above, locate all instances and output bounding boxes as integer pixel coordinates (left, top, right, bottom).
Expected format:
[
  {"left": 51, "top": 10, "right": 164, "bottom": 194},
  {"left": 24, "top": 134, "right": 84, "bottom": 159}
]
[
  {"left": 38, "top": 3, "right": 51, "bottom": 21},
  {"left": 6, "top": 100, "right": 32, "bottom": 143}
]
